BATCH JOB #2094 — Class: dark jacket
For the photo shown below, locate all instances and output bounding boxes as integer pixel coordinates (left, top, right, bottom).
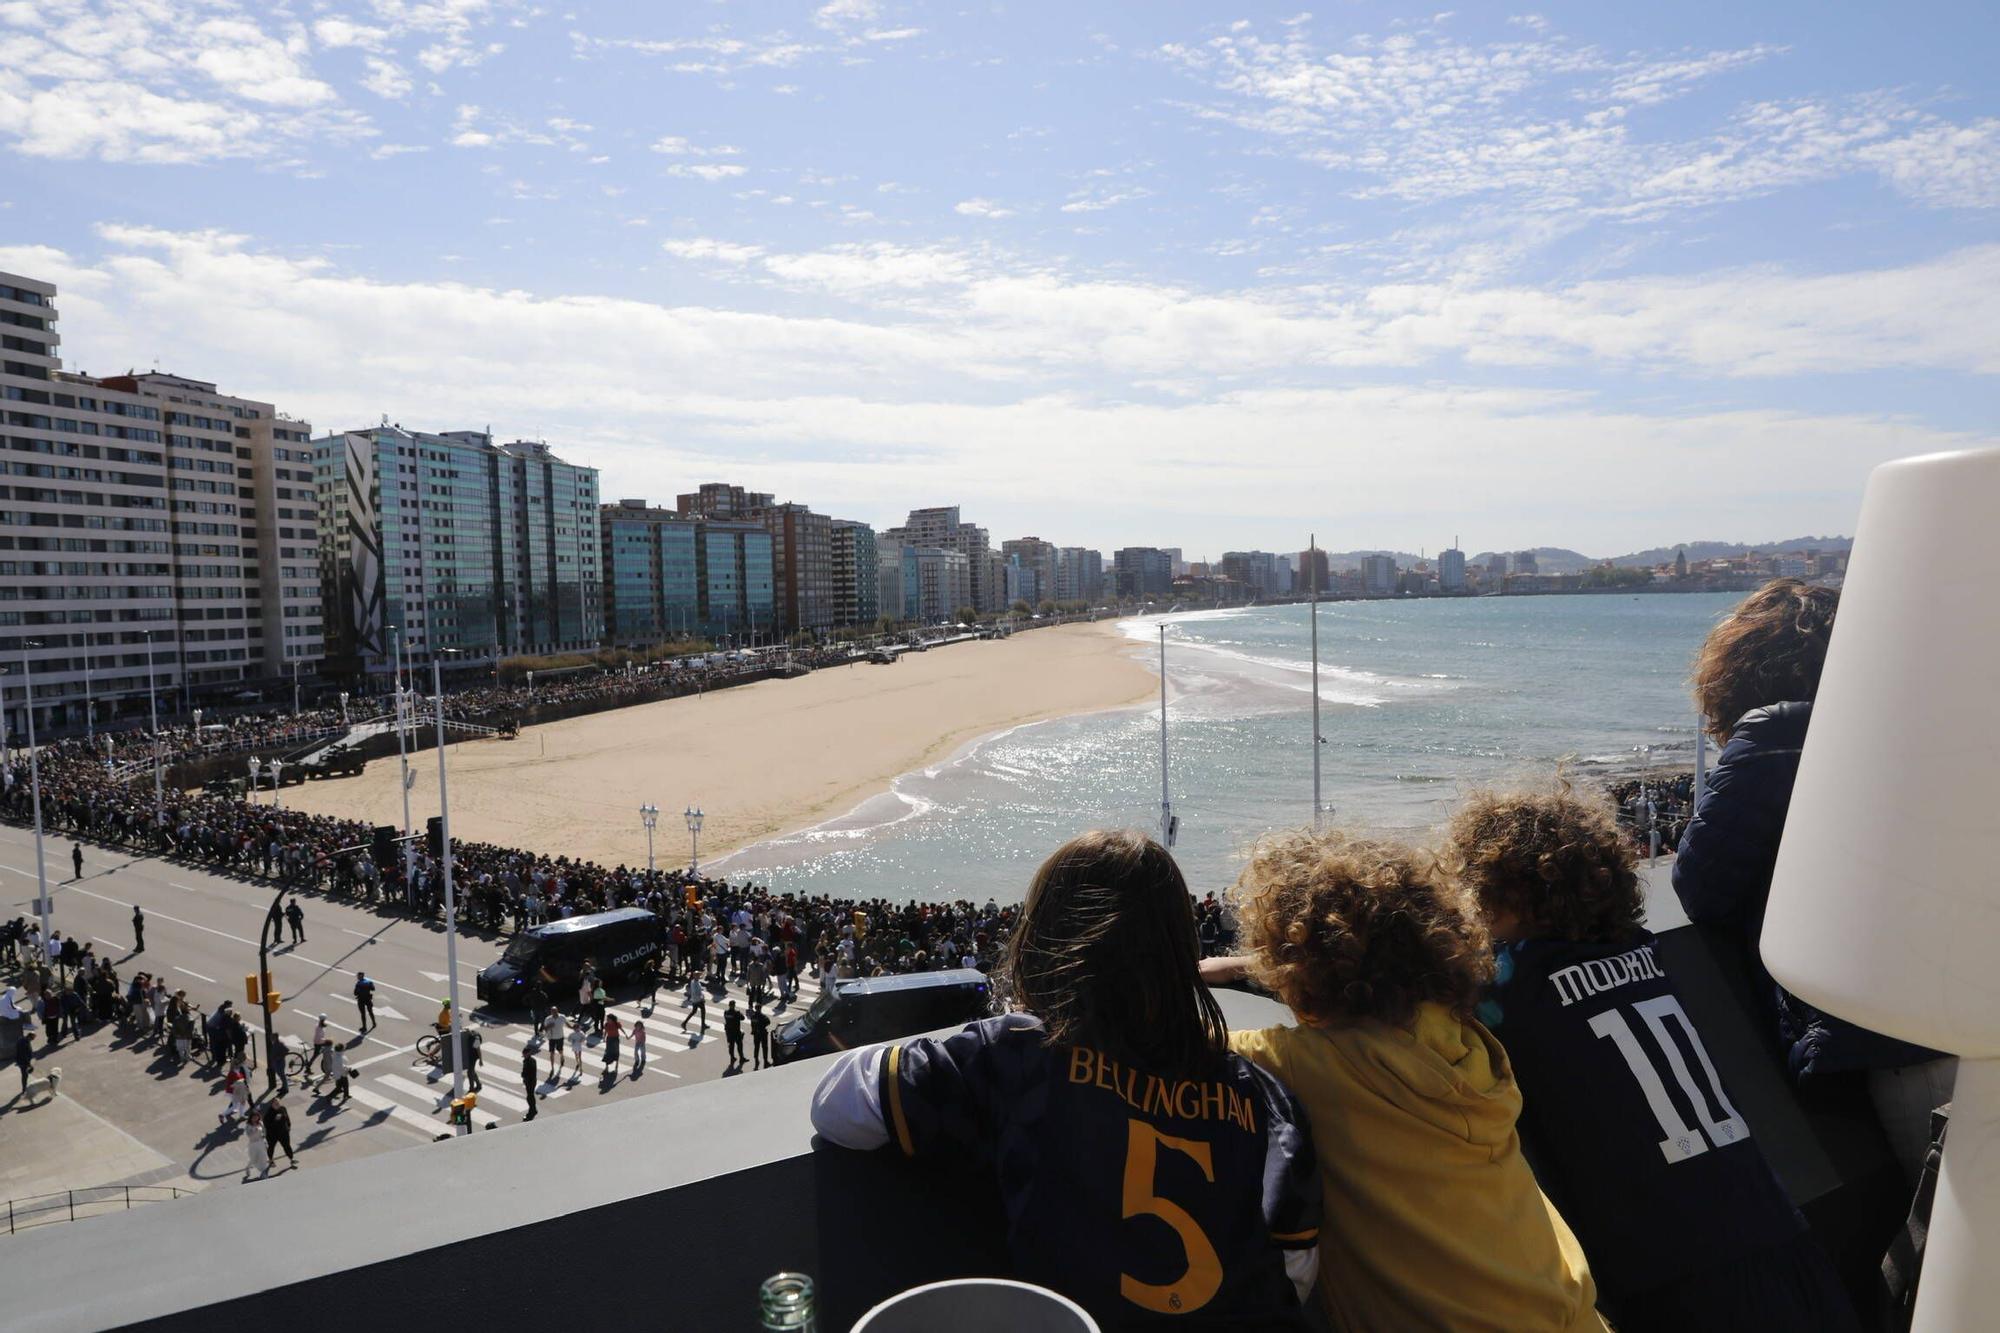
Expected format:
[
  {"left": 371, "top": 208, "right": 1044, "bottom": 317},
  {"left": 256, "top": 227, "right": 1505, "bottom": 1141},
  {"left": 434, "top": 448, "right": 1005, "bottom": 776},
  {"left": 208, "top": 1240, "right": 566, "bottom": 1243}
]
[{"left": 1674, "top": 701, "right": 1940, "bottom": 1079}]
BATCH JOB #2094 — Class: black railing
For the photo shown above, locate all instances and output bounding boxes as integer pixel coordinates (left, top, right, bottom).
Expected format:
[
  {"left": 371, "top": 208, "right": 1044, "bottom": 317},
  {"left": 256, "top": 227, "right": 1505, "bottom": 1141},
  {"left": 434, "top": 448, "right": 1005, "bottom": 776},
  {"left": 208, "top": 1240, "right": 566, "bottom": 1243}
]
[{"left": 4, "top": 1185, "right": 189, "bottom": 1235}]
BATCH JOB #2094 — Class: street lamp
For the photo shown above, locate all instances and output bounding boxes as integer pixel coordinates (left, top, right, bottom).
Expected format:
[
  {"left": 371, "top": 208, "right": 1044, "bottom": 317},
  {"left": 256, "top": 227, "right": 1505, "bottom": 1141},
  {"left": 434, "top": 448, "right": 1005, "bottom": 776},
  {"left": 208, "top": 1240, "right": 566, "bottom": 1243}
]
[
  {"left": 684, "top": 805, "right": 704, "bottom": 876},
  {"left": 432, "top": 647, "right": 469, "bottom": 1124},
  {"left": 2, "top": 648, "right": 52, "bottom": 942},
  {"left": 248, "top": 756, "right": 262, "bottom": 804},
  {"left": 293, "top": 659, "right": 301, "bottom": 716},
  {"left": 269, "top": 758, "right": 283, "bottom": 809},
  {"left": 339, "top": 691, "right": 350, "bottom": 724},
  {"left": 81, "top": 633, "right": 94, "bottom": 746},
  {"left": 640, "top": 803, "right": 659, "bottom": 873},
  {"left": 145, "top": 627, "right": 163, "bottom": 822}
]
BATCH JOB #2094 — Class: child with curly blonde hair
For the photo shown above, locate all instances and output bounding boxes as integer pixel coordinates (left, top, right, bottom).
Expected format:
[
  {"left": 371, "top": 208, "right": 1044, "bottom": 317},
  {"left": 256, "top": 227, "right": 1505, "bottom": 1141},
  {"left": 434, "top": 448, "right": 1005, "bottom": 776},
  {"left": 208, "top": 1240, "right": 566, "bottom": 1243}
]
[
  {"left": 1205, "top": 828, "right": 1604, "bottom": 1332},
  {"left": 1446, "top": 784, "right": 1856, "bottom": 1332}
]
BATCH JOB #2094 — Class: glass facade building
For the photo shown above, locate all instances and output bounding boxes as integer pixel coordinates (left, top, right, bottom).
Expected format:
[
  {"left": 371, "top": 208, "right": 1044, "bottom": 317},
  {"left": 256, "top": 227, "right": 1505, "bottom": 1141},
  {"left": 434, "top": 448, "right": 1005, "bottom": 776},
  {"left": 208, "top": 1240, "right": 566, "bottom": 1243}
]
[
  {"left": 314, "top": 426, "right": 601, "bottom": 673},
  {"left": 601, "top": 501, "right": 701, "bottom": 645},
  {"left": 831, "top": 519, "right": 879, "bottom": 628}
]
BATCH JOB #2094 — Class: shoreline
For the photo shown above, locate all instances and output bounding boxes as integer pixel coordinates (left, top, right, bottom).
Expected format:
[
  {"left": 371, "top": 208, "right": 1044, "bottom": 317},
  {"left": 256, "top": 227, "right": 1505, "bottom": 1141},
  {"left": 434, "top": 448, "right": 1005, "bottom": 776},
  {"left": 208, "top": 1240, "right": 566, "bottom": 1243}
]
[{"left": 282, "top": 621, "right": 1157, "bottom": 872}]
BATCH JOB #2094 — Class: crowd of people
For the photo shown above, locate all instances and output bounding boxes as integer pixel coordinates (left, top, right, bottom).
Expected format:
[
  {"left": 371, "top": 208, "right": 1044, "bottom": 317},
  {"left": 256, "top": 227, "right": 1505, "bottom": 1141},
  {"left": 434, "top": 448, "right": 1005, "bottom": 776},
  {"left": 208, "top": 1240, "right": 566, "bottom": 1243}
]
[{"left": 1608, "top": 771, "right": 1696, "bottom": 852}]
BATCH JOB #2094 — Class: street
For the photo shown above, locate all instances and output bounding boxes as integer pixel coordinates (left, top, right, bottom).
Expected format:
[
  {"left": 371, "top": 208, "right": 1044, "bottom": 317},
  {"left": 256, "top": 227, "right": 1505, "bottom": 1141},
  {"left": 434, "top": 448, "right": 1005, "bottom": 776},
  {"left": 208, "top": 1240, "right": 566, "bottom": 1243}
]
[{"left": 0, "top": 818, "right": 815, "bottom": 1191}]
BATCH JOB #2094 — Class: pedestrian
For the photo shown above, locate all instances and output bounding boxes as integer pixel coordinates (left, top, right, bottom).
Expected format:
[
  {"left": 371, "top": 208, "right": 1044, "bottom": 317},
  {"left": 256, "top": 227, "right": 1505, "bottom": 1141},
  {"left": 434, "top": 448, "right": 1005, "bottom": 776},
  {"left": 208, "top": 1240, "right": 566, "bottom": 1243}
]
[
  {"left": 680, "top": 973, "right": 707, "bottom": 1035},
  {"left": 325, "top": 1041, "right": 350, "bottom": 1104},
  {"left": 221, "top": 1062, "right": 251, "bottom": 1124},
  {"left": 284, "top": 898, "right": 305, "bottom": 945},
  {"left": 576, "top": 971, "right": 595, "bottom": 1033},
  {"left": 71, "top": 842, "right": 83, "bottom": 881},
  {"left": 591, "top": 980, "right": 608, "bottom": 1034},
  {"left": 311, "top": 1013, "right": 332, "bottom": 1081},
  {"left": 631, "top": 1020, "right": 647, "bottom": 1074},
  {"left": 542, "top": 1006, "right": 566, "bottom": 1079},
  {"left": 464, "top": 1028, "right": 483, "bottom": 1092},
  {"left": 647, "top": 954, "right": 665, "bottom": 1010},
  {"left": 602, "top": 1012, "right": 621, "bottom": 1076},
  {"left": 353, "top": 971, "right": 376, "bottom": 1032},
  {"left": 244, "top": 1106, "right": 271, "bottom": 1180},
  {"left": 723, "top": 1000, "right": 745, "bottom": 1067},
  {"left": 265, "top": 1093, "right": 296, "bottom": 1168},
  {"left": 522, "top": 1040, "right": 540, "bottom": 1121},
  {"left": 750, "top": 1003, "right": 771, "bottom": 1070},
  {"left": 567, "top": 1023, "right": 585, "bottom": 1084},
  {"left": 12, "top": 1025, "right": 33, "bottom": 1096}
]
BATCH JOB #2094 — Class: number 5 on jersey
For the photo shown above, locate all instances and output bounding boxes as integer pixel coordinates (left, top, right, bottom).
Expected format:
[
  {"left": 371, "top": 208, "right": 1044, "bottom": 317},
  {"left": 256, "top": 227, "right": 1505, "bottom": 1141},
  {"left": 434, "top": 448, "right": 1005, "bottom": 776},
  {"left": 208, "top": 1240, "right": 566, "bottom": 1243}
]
[
  {"left": 1588, "top": 995, "right": 1749, "bottom": 1164},
  {"left": 1121, "top": 1119, "right": 1224, "bottom": 1314}
]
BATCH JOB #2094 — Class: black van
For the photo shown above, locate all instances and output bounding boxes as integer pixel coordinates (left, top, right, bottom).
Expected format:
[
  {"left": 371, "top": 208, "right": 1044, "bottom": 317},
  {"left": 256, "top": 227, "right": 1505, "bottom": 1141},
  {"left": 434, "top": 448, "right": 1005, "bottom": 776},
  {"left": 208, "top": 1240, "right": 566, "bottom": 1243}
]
[
  {"left": 771, "top": 969, "right": 993, "bottom": 1065},
  {"left": 475, "top": 908, "right": 659, "bottom": 1008}
]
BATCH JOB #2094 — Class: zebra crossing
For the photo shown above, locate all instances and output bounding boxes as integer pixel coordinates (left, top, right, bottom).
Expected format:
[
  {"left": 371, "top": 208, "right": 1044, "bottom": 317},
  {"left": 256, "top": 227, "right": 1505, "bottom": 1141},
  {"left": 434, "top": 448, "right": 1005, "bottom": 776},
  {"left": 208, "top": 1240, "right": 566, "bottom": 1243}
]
[{"left": 293, "top": 971, "right": 830, "bottom": 1137}]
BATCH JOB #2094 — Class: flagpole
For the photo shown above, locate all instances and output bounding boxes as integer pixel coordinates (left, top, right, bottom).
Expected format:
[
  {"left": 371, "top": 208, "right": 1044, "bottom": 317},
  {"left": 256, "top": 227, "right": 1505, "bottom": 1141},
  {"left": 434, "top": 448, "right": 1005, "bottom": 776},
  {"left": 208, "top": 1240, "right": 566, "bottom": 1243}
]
[
  {"left": 1158, "top": 624, "right": 1174, "bottom": 849},
  {"left": 1310, "top": 534, "right": 1322, "bottom": 826}
]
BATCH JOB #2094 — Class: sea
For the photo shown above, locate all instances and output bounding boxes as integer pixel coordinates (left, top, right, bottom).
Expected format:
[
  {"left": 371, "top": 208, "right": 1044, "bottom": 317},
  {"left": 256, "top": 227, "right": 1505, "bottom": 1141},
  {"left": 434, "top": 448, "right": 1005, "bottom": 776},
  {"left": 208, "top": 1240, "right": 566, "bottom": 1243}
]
[{"left": 711, "top": 593, "right": 1737, "bottom": 905}]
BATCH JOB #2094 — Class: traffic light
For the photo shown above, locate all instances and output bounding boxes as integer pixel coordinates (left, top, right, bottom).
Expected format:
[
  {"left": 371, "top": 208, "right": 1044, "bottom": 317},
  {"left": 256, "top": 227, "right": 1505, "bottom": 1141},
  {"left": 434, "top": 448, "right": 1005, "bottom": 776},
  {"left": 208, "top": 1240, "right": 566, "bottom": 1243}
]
[
  {"left": 245, "top": 974, "right": 260, "bottom": 1005},
  {"left": 264, "top": 989, "right": 283, "bottom": 1013},
  {"left": 426, "top": 816, "right": 444, "bottom": 859},
  {"left": 246, "top": 971, "right": 281, "bottom": 1012},
  {"left": 371, "top": 824, "right": 396, "bottom": 867}
]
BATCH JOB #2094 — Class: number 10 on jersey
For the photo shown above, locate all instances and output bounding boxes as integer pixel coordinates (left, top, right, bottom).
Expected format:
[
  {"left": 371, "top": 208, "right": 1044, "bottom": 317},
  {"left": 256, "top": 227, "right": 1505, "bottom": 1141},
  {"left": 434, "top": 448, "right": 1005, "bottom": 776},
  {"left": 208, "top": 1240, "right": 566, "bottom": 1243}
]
[{"left": 1588, "top": 995, "right": 1750, "bottom": 1164}]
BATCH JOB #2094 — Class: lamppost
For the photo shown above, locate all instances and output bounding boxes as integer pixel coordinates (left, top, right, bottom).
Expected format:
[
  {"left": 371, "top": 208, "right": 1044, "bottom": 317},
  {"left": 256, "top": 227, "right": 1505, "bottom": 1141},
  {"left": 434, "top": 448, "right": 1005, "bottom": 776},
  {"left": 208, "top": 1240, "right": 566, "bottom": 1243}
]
[
  {"left": 339, "top": 691, "right": 350, "bottom": 725},
  {"left": 191, "top": 708, "right": 201, "bottom": 750},
  {"left": 432, "top": 648, "right": 468, "bottom": 1124},
  {"left": 3, "top": 648, "right": 52, "bottom": 941},
  {"left": 269, "top": 758, "right": 283, "bottom": 810},
  {"left": 248, "top": 756, "right": 262, "bottom": 804},
  {"left": 684, "top": 805, "right": 704, "bottom": 877},
  {"left": 640, "top": 803, "right": 659, "bottom": 873},
  {"left": 393, "top": 627, "right": 416, "bottom": 905},
  {"left": 145, "top": 628, "right": 163, "bottom": 821},
  {"left": 81, "top": 633, "right": 94, "bottom": 746},
  {"left": 292, "top": 659, "right": 301, "bottom": 716}
]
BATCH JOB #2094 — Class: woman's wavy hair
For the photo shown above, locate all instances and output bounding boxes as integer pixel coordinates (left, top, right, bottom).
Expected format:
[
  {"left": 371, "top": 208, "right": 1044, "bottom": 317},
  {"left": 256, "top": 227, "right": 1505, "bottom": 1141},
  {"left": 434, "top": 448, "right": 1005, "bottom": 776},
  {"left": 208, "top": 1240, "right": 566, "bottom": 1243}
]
[
  {"left": 1233, "top": 828, "right": 1492, "bottom": 1029},
  {"left": 1006, "top": 829, "right": 1228, "bottom": 1075},
  {"left": 1443, "top": 778, "right": 1643, "bottom": 946},
  {"left": 1693, "top": 578, "right": 1839, "bottom": 742}
]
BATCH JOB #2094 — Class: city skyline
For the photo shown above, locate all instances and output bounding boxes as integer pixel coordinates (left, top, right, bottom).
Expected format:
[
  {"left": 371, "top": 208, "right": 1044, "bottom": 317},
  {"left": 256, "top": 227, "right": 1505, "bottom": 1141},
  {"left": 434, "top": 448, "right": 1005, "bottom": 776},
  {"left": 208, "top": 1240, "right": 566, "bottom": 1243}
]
[{"left": 2, "top": 2, "right": 1995, "bottom": 555}]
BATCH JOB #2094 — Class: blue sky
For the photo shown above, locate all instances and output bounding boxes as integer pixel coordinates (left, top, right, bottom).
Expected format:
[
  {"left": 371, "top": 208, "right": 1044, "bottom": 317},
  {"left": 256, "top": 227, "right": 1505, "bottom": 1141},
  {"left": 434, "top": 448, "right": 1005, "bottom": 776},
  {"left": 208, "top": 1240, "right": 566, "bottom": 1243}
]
[{"left": 2, "top": 1, "right": 1995, "bottom": 558}]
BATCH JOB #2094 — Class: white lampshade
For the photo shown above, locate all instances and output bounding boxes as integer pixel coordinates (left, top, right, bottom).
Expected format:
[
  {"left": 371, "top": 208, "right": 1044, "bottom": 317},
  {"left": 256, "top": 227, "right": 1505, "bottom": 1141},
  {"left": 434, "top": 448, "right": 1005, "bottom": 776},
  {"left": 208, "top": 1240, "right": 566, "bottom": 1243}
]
[
  {"left": 1763, "top": 446, "right": 2000, "bottom": 1055},
  {"left": 1762, "top": 446, "right": 2000, "bottom": 1333}
]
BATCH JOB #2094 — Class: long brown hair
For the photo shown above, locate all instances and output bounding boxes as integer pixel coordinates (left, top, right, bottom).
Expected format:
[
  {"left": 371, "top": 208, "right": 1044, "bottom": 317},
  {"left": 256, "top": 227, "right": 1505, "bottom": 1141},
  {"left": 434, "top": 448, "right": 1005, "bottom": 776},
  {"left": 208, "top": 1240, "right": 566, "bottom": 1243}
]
[
  {"left": 1006, "top": 829, "right": 1228, "bottom": 1075},
  {"left": 1692, "top": 578, "right": 1838, "bottom": 742}
]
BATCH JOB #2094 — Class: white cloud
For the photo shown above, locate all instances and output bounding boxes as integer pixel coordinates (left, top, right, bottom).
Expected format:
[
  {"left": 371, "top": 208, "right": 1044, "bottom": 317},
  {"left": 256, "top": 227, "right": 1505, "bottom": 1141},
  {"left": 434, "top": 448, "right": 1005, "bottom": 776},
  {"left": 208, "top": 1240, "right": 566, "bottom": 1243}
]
[
  {"left": 955, "top": 197, "right": 1015, "bottom": 219},
  {"left": 313, "top": 18, "right": 389, "bottom": 51},
  {"left": 359, "top": 57, "right": 412, "bottom": 100},
  {"left": 815, "top": 0, "right": 880, "bottom": 29},
  {"left": 651, "top": 135, "right": 740, "bottom": 156},
  {"left": 866, "top": 28, "right": 922, "bottom": 42},
  {"left": 1060, "top": 188, "right": 1149, "bottom": 213},
  {"left": 25, "top": 227, "right": 1991, "bottom": 552},
  {"left": 1159, "top": 23, "right": 1999, "bottom": 223},
  {"left": 0, "top": 0, "right": 366, "bottom": 163},
  {"left": 663, "top": 237, "right": 766, "bottom": 265},
  {"left": 667, "top": 162, "right": 748, "bottom": 181}
]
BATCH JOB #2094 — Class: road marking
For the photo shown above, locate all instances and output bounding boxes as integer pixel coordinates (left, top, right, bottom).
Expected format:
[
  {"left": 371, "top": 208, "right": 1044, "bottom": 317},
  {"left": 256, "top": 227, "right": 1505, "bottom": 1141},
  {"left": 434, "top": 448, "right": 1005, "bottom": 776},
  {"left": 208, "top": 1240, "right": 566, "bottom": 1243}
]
[
  {"left": 345, "top": 1083, "right": 450, "bottom": 1138},
  {"left": 418, "top": 971, "right": 450, "bottom": 983},
  {"left": 373, "top": 1004, "right": 410, "bottom": 1023},
  {"left": 56, "top": 883, "right": 440, "bottom": 1005},
  {"left": 168, "top": 883, "right": 201, "bottom": 893},
  {"left": 174, "top": 966, "right": 217, "bottom": 984},
  {"left": 92, "top": 936, "right": 129, "bottom": 954},
  {"left": 343, "top": 928, "right": 374, "bottom": 938}
]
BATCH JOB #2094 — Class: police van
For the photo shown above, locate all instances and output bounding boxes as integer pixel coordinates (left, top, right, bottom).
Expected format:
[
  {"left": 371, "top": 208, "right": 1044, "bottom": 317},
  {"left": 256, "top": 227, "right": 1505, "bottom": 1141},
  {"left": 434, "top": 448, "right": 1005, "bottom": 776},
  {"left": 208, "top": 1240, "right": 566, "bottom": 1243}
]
[
  {"left": 475, "top": 908, "right": 659, "bottom": 1009},
  {"left": 770, "top": 969, "right": 993, "bottom": 1065}
]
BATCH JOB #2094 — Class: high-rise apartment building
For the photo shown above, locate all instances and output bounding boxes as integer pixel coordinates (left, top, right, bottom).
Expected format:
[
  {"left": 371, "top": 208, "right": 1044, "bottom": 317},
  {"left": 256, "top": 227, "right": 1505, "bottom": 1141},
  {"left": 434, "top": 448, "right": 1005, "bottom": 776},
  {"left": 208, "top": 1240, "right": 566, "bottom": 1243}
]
[
  {"left": 314, "top": 425, "right": 601, "bottom": 673},
  {"left": 1297, "top": 547, "right": 1330, "bottom": 595},
  {"left": 0, "top": 270, "right": 320, "bottom": 736},
  {"left": 1361, "top": 554, "right": 1398, "bottom": 595},
  {"left": 1055, "top": 547, "right": 1103, "bottom": 603},
  {"left": 677, "top": 483, "right": 833, "bottom": 635},
  {"left": 1000, "top": 537, "right": 1058, "bottom": 607},
  {"left": 1439, "top": 547, "right": 1467, "bottom": 592},
  {"left": 600, "top": 499, "right": 773, "bottom": 643},
  {"left": 910, "top": 546, "right": 971, "bottom": 622},
  {"left": 877, "top": 543, "right": 919, "bottom": 623},
  {"left": 1113, "top": 547, "right": 1173, "bottom": 599},
  {"left": 882, "top": 506, "right": 999, "bottom": 612},
  {"left": 830, "top": 519, "right": 879, "bottom": 628},
  {"left": 1514, "top": 550, "right": 1539, "bottom": 576}
]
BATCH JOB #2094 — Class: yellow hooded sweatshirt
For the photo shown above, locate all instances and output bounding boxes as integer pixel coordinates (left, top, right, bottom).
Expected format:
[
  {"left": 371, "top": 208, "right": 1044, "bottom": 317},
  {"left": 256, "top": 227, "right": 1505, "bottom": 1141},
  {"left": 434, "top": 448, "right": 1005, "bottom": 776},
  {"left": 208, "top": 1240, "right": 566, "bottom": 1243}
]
[{"left": 1231, "top": 1004, "right": 1605, "bottom": 1333}]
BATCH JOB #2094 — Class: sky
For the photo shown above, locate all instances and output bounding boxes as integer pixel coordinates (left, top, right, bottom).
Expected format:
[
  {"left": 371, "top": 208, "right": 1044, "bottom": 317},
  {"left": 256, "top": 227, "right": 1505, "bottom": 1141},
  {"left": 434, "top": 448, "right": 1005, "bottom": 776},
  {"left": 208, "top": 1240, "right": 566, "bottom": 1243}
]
[{"left": 1, "top": 1, "right": 1995, "bottom": 560}]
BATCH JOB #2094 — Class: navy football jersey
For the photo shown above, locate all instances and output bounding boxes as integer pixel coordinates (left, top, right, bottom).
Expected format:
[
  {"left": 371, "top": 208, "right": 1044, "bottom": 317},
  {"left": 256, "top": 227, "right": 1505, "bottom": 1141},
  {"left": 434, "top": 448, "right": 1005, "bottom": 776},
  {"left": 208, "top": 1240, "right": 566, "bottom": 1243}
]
[
  {"left": 882, "top": 1012, "right": 1320, "bottom": 1329},
  {"left": 1485, "top": 933, "right": 1804, "bottom": 1304}
]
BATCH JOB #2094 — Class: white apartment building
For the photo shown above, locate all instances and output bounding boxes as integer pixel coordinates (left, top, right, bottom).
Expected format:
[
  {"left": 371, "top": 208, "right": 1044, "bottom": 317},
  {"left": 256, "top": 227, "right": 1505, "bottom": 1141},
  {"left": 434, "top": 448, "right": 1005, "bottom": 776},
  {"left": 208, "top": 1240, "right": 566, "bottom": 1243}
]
[{"left": 0, "top": 270, "right": 318, "bottom": 737}]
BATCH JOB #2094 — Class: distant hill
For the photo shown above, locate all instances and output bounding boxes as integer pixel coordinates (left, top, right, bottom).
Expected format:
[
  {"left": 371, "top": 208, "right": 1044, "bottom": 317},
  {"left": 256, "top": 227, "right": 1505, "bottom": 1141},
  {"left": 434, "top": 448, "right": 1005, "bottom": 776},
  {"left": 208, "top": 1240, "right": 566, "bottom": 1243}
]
[
  {"left": 1467, "top": 546, "right": 1595, "bottom": 575},
  {"left": 1319, "top": 548, "right": 1425, "bottom": 572},
  {"left": 1606, "top": 535, "right": 1853, "bottom": 568}
]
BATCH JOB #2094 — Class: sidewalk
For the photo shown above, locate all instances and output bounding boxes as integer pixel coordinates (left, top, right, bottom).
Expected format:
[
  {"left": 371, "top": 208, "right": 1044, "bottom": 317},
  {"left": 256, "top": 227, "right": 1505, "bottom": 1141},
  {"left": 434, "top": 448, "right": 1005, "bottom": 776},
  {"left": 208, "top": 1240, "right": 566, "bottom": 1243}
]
[{"left": 0, "top": 1008, "right": 432, "bottom": 1227}]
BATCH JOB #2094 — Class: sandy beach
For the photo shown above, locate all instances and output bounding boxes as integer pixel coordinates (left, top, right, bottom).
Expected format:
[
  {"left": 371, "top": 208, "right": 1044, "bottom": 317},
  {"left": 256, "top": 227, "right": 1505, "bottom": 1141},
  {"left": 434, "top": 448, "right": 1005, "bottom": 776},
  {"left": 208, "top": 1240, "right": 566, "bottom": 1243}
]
[{"left": 283, "top": 621, "right": 1155, "bottom": 871}]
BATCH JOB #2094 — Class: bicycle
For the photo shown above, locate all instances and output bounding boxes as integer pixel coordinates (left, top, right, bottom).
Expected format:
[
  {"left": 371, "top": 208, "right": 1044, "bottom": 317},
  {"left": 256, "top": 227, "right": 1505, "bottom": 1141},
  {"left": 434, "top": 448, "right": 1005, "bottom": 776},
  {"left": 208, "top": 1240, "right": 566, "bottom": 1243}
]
[{"left": 415, "top": 1033, "right": 443, "bottom": 1067}]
